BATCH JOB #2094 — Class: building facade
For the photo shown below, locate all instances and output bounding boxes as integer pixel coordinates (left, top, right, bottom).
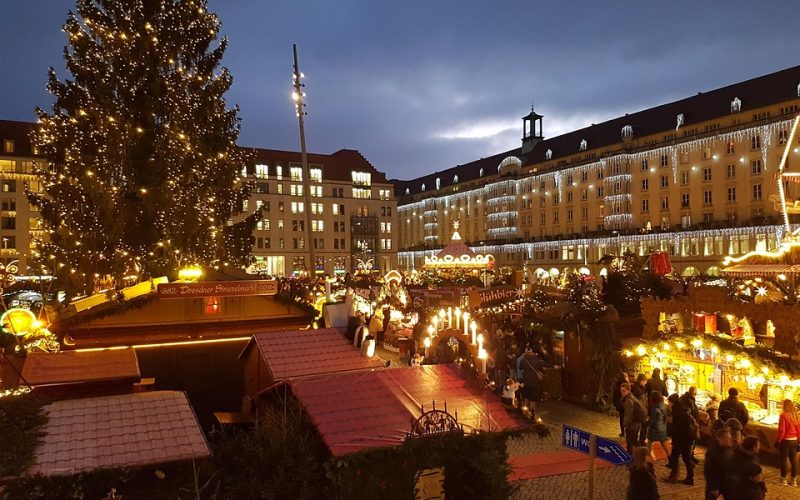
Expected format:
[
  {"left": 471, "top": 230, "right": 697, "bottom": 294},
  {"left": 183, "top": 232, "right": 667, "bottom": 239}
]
[
  {"left": 0, "top": 120, "right": 44, "bottom": 272},
  {"left": 0, "top": 121, "right": 397, "bottom": 277},
  {"left": 242, "top": 147, "right": 397, "bottom": 276},
  {"left": 393, "top": 66, "right": 800, "bottom": 278}
]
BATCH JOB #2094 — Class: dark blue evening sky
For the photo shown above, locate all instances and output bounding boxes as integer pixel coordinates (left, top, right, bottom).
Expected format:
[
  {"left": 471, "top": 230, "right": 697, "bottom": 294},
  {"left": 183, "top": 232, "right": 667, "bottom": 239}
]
[{"left": 1, "top": 0, "right": 798, "bottom": 180}]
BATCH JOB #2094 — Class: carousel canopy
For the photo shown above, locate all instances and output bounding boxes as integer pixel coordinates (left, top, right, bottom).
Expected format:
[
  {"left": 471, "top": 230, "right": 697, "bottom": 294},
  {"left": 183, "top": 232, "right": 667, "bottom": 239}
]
[
  {"left": 424, "top": 222, "right": 493, "bottom": 269},
  {"left": 722, "top": 238, "right": 800, "bottom": 277}
]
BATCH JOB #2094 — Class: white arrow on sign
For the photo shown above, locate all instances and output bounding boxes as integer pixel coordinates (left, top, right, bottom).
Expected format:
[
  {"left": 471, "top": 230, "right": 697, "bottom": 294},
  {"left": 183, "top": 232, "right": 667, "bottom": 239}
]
[{"left": 599, "top": 446, "right": 611, "bottom": 454}]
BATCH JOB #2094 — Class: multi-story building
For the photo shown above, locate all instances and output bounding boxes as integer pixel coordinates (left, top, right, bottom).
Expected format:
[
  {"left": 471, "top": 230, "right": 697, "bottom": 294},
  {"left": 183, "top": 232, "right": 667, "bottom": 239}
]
[
  {"left": 0, "top": 120, "right": 44, "bottom": 272},
  {"left": 242, "top": 147, "right": 397, "bottom": 276},
  {"left": 0, "top": 120, "right": 397, "bottom": 277},
  {"left": 393, "top": 65, "right": 800, "bottom": 278}
]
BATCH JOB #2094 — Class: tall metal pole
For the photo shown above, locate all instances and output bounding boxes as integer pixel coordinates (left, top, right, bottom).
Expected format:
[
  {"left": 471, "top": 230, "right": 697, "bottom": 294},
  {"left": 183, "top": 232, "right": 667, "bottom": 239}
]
[{"left": 292, "top": 44, "right": 315, "bottom": 277}]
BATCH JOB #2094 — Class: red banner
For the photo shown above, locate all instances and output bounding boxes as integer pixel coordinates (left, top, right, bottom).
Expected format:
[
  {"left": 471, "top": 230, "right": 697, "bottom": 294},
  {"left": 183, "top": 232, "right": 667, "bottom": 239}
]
[
  {"left": 650, "top": 252, "right": 672, "bottom": 276},
  {"left": 157, "top": 280, "right": 278, "bottom": 298}
]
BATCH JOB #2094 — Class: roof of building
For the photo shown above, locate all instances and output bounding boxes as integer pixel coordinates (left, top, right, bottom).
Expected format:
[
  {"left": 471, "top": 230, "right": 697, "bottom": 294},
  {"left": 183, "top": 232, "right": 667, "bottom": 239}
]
[
  {"left": 0, "top": 119, "right": 38, "bottom": 157},
  {"left": 239, "top": 328, "right": 385, "bottom": 381},
  {"left": 28, "top": 391, "right": 209, "bottom": 476},
  {"left": 246, "top": 147, "right": 391, "bottom": 185},
  {"left": 393, "top": 64, "right": 800, "bottom": 197},
  {"left": 21, "top": 348, "right": 141, "bottom": 387},
  {"left": 289, "top": 364, "right": 524, "bottom": 456}
]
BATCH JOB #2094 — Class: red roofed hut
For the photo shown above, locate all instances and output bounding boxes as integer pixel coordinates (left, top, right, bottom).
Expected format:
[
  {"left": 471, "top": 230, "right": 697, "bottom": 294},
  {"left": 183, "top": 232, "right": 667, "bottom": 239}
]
[{"left": 239, "top": 328, "right": 385, "bottom": 405}]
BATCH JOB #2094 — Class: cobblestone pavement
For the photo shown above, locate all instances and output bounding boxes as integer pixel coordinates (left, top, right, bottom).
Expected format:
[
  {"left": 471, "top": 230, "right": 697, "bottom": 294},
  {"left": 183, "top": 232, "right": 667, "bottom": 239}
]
[{"left": 509, "top": 401, "right": 799, "bottom": 500}]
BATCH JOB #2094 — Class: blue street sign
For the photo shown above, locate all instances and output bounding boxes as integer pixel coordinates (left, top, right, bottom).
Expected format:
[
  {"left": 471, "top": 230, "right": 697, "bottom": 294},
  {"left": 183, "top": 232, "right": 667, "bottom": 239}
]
[
  {"left": 562, "top": 425, "right": 591, "bottom": 454},
  {"left": 595, "top": 436, "right": 632, "bottom": 466}
]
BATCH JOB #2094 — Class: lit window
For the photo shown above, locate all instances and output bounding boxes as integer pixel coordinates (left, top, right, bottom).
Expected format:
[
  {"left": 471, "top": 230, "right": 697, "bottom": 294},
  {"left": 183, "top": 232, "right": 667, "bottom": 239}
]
[
  {"left": 255, "top": 164, "right": 268, "bottom": 179},
  {"left": 290, "top": 166, "right": 302, "bottom": 181},
  {"left": 310, "top": 168, "right": 322, "bottom": 182},
  {"left": 275, "top": 166, "right": 283, "bottom": 179},
  {"left": 352, "top": 171, "right": 372, "bottom": 186}
]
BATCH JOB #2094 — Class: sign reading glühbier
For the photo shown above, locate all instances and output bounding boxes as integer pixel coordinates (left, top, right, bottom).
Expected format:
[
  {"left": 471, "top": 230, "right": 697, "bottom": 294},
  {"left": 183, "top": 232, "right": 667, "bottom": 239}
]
[{"left": 157, "top": 280, "right": 278, "bottom": 298}]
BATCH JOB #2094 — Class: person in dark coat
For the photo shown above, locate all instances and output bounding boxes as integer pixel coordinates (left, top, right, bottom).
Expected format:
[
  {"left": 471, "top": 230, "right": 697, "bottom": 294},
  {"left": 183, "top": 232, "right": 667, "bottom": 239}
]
[
  {"left": 632, "top": 374, "right": 649, "bottom": 445},
  {"left": 730, "top": 436, "right": 767, "bottom": 499},
  {"left": 613, "top": 372, "right": 631, "bottom": 437},
  {"left": 718, "top": 387, "right": 749, "bottom": 428},
  {"left": 704, "top": 427, "right": 733, "bottom": 500},
  {"left": 520, "top": 349, "right": 543, "bottom": 414},
  {"left": 680, "top": 386, "right": 700, "bottom": 463},
  {"left": 666, "top": 393, "right": 696, "bottom": 485},
  {"left": 645, "top": 368, "right": 668, "bottom": 398},
  {"left": 627, "top": 446, "right": 659, "bottom": 500}
]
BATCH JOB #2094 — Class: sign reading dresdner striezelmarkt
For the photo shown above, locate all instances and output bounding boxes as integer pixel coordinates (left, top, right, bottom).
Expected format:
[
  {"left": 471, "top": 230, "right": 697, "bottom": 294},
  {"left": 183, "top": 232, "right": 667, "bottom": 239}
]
[{"left": 157, "top": 280, "right": 278, "bottom": 298}]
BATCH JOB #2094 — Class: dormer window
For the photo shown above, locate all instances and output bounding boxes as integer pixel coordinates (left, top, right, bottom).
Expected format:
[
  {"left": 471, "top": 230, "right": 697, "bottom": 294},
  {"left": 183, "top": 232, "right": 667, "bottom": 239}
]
[
  {"left": 579, "top": 139, "right": 587, "bottom": 151},
  {"left": 479, "top": 168, "right": 484, "bottom": 177},
  {"left": 545, "top": 149, "right": 553, "bottom": 160},
  {"left": 453, "top": 174, "right": 459, "bottom": 183},
  {"left": 405, "top": 188, "right": 410, "bottom": 195},
  {"left": 621, "top": 125, "right": 633, "bottom": 139},
  {"left": 435, "top": 177, "right": 441, "bottom": 190},
  {"left": 421, "top": 183, "right": 426, "bottom": 191},
  {"left": 796, "top": 83, "right": 800, "bottom": 97},
  {"left": 731, "top": 97, "right": 741, "bottom": 113},
  {"left": 676, "top": 113, "right": 684, "bottom": 130}
]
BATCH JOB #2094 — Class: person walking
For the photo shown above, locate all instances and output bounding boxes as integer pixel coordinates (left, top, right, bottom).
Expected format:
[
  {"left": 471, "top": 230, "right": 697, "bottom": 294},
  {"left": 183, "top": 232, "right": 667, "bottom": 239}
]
[
  {"left": 633, "top": 374, "right": 649, "bottom": 445},
  {"left": 719, "top": 387, "right": 749, "bottom": 428},
  {"left": 665, "top": 393, "right": 696, "bottom": 485},
  {"left": 645, "top": 368, "right": 668, "bottom": 398},
  {"left": 614, "top": 372, "right": 631, "bottom": 437},
  {"left": 704, "top": 427, "right": 733, "bottom": 500},
  {"left": 647, "top": 391, "right": 671, "bottom": 460},
  {"left": 681, "top": 387, "right": 700, "bottom": 464},
  {"left": 621, "top": 383, "right": 647, "bottom": 453},
  {"left": 777, "top": 398, "right": 800, "bottom": 486},
  {"left": 627, "top": 446, "right": 659, "bottom": 500},
  {"left": 731, "top": 436, "right": 767, "bottom": 499},
  {"left": 520, "top": 348, "right": 543, "bottom": 415}
]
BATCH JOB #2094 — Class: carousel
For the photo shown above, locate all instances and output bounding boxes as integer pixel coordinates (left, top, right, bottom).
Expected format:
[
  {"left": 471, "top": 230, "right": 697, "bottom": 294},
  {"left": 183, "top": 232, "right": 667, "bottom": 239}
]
[{"left": 423, "top": 222, "right": 494, "bottom": 285}]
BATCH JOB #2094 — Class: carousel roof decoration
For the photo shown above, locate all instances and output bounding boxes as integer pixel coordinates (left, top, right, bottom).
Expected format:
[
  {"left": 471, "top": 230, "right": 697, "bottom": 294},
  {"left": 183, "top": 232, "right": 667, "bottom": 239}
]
[
  {"left": 423, "top": 221, "right": 494, "bottom": 270},
  {"left": 723, "top": 114, "right": 800, "bottom": 279}
]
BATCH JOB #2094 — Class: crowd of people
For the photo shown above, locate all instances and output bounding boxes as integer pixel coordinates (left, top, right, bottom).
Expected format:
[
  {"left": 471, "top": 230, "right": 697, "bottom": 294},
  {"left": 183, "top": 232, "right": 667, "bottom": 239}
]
[{"left": 619, "top": 369, "right": 800, "bottom": 499}]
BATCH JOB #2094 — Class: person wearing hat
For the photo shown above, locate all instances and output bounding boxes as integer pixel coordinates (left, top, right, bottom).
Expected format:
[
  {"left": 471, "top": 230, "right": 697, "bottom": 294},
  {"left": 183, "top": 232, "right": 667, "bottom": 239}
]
[{"left": 719, "top": 387, "right": 749, "bottom": 428}]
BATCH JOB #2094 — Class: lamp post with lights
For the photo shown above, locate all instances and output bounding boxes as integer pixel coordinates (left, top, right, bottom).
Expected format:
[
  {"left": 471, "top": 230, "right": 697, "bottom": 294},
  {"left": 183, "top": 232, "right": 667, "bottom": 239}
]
[{"left": 292, "top": 44, "right": 315, "bottom": 278}]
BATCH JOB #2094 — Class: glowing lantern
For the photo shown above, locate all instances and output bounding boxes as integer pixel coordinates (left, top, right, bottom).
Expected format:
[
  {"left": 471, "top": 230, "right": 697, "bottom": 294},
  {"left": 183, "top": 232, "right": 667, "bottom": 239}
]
[
  {"left": 636, "top": 345, "right": 646, "bottom": 356},
  {"left": 178, "top": 265, "right": 203, "bottom": 281},
  {"left": 1, "top": 308, "right": 37, "bottom": 337}
]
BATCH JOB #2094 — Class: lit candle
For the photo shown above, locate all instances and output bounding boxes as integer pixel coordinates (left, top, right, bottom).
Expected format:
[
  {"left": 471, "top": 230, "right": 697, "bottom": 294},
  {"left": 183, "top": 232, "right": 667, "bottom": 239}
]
[
  {"left": 477, "top": 333, "right": 484, "bottom": 352},
  {"left": 478, "top": 347, "right": 487, "bottom": 374},
  {"left": 455, "top": 307, "right": 461, "bottom": 329},
  {"left": 447, "top": 307, "right": 452, "bottom": 329},
  {"left": 427, "top": 324, "right": 435, "bottom": 338},
  {"left": 424, "top": 336, "right": 431, "bottom": 358},
  {"left": 463, "top": 312, "right": 470, "bottom": 336},
  {"left": 438, "top": 309, "right": 445, "bottom": 330},
  {"left": 432, "top": 316, "right": 439, "bottom": 332},
  {"left": 471, "top": 320, "right": 477, "bottom": 345}
]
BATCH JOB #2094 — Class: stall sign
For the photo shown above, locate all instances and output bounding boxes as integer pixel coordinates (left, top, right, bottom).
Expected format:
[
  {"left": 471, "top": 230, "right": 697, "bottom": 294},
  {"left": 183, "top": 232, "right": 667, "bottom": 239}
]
[
  {"left": 469, "top": 285, "right": 517, "bottom": 308},
  {"left": 157, "top": 280, "right": 278, "bottom": 298},
  {"left": 407, "top": 287, "right": 458, "bottom": 307}
]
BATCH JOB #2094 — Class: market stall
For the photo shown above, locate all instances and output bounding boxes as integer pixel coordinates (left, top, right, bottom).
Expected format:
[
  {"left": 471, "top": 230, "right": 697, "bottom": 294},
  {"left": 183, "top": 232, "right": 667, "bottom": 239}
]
[{"left": 624, "top": 334, "right": 800, "bottom": 452}]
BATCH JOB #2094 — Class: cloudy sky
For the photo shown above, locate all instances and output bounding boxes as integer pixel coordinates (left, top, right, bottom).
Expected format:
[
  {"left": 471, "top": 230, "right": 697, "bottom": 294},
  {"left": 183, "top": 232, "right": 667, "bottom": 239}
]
[{"left": 1, "top": 1, "right": 798, "bottom": 180}]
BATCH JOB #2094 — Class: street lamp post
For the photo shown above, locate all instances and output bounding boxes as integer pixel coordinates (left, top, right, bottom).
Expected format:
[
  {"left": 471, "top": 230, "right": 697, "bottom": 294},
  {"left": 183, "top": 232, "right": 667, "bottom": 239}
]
[{"left": 292, "top": 44, "right": 315, "bottom": 278}]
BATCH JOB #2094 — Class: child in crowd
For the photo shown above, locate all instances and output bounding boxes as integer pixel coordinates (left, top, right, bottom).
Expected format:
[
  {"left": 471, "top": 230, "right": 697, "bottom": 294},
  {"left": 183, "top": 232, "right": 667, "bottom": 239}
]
[{"left": 501, "top": 378, "right": 521, "bottom": 406}]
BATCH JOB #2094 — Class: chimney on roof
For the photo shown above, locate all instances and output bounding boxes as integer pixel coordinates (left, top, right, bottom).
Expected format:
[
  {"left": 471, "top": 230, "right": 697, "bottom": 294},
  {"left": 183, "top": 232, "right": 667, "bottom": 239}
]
[{"left": 521, "top": 107, "right": 543, "bottom": 154}]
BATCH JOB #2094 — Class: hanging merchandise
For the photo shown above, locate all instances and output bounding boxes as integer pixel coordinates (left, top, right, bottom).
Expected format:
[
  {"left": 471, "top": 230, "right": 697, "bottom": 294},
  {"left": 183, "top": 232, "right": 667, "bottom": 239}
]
[{"left": 650, "top": 251, "right": 672, "bottom": 276}]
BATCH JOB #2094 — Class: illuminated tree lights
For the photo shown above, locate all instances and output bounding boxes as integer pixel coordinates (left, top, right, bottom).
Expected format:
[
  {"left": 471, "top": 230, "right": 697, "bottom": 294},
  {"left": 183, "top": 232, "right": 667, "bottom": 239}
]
[{"left": 27, "top": 0, "right": 260, "bottom": 298}]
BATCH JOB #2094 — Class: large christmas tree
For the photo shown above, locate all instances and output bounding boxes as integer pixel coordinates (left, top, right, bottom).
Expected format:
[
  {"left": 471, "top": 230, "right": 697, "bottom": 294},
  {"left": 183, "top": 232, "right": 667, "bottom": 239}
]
[{"left": 28, "top": 0, "right": 260, "bottom": 298}]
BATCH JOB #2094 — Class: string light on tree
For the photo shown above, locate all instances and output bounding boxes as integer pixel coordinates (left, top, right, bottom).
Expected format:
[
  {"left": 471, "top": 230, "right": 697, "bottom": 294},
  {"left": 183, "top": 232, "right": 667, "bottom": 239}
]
[{"left": 28, "top": 0, "right": 262, "bottom": 299}]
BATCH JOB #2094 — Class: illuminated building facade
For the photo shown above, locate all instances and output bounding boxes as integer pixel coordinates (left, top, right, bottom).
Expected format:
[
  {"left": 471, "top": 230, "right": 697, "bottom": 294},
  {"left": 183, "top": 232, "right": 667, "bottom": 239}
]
[
  {"left": 0, "top": 121, "right": 397, "bottom": 277},
  {"left": 394, "top": 66, "right": 800, "bottom": 278}
]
